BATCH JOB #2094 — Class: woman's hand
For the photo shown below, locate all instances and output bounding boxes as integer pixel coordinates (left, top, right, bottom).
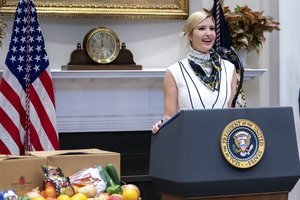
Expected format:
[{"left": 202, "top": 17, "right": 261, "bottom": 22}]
[{"left": 151, "top": 120, "right": 163, "bottom": 134}]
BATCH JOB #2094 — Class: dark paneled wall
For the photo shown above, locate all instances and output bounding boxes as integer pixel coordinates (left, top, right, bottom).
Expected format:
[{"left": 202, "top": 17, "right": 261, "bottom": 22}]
[{"left": 59, "top": 131, "right": 161, "bottom": 200}]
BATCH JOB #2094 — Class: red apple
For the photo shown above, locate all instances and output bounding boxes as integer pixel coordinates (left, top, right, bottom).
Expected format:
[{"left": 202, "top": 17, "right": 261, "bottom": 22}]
[
  {"left": 108, "top": 194, "right": 122, "bottom": 200},
  {"left": 121, "top": 184, "right": 140, "bottom": 197}
]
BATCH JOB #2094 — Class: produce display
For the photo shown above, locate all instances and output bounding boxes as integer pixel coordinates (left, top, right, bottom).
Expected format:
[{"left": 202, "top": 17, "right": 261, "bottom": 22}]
[{"left": 1, "top": 164, "right": 140, "bottom": 200}]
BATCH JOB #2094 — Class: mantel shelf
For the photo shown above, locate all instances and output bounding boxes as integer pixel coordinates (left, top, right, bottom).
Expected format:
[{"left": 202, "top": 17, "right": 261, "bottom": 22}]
[
  {"left": 49, "top": 68, "right": 266, "bottom": 80},
  {"left": 0, "top": 68, "right": 266, "bottom": 80}
]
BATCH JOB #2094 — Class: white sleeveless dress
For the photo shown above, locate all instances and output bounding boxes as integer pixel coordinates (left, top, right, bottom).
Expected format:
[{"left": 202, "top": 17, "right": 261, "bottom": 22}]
[{"left": 168, "top": 58, "right": 235, "bottom": 110}]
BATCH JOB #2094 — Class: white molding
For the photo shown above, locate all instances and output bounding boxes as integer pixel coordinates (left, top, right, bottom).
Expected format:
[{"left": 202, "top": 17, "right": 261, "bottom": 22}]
[
  {"left": 51, "top": 68, "right": 166, "bottom": 79},
  {"left": 0, "top": 68, "right": 266, "bottom": 80},
  {"left": 243, "top": 68, "right": 267, "bottom": 80},
  {"left": 48, "top": 68, "right": 265, "bottom": 80}
]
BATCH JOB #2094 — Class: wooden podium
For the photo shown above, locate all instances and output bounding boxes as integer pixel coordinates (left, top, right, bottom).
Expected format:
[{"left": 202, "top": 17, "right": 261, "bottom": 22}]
[
  {"left": 150, "top": 107, "right": 300, "bottom": 200},
  {"left": 161, "top": 192, "right": 287, "bottom": 200}
]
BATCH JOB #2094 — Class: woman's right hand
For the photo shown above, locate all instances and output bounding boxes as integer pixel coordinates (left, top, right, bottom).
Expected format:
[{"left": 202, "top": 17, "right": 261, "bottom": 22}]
[{"left": 151, "top": 120, "right": 163, "bottom": 135}]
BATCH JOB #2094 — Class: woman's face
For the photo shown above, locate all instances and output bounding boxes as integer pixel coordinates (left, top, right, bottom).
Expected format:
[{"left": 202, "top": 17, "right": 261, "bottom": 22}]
[{"left": 189, "top": 17, "right": 216, "bottom": 53}]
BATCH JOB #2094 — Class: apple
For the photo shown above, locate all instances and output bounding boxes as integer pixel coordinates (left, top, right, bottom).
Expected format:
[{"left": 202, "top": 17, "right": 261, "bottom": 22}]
[
  {"left": 97, "top": 193, "right": 110, "bottom": 200},
  {"left": 121, "top": 184, "right": 140, "bottom": 197},
  {"left": 108, "top": 194, "right": 122, "bottom": 200}
]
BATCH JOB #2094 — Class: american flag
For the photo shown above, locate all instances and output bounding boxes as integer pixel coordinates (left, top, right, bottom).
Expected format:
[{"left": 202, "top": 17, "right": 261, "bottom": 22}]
[
  {"left": 211, "top": 0, "right": 233, "bottom": 50},
  {"left": 0, "top": 0, "right": 59, "bottom": 155}
]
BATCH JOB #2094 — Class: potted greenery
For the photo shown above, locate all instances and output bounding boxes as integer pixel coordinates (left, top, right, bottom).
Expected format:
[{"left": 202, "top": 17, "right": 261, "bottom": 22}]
[
  {"left": 0, "top": 18, "right": 6, "bottom": 48},
  {"left": 223, "top": 5, "right": 280, "bottom": 53}
]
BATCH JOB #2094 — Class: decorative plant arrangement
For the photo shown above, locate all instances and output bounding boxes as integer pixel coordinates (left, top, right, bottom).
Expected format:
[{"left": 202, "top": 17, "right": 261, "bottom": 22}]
[
  {"left": 0, "top": 18, "right": 6, "bottom": 47},
  {"left": 223, "top": 5, "right": 280, "bottom": 53}
]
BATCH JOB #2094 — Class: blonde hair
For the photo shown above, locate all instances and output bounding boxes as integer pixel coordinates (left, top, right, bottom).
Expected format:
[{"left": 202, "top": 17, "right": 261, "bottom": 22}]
[{"left": 182, "top": 10, "right": 214, "bottom": 37}]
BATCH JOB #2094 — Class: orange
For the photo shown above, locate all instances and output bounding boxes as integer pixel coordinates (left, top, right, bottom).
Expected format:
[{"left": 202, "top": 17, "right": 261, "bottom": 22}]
[
  {"left": 32, "top": 197, "right": 46, "bottom": 200},
  {"left": 70, "top": 193, "right": 88, "bottom": 200},
  {"left": 45, "top": 198, "right": 56, "bottom": 200},
  {"left": 40, "top": 190, "right": 46, "bottom": 198},
  {"left": 122, "top": 184, "right": 140, "bottom": 197},
  {"left": 45, "top": 182, "right": 55, "bottom": 189},
  {"left": 57, "top": 195, "right": 71, "bottom": 200},
  {"left": 45, "top": 186, "right": 57, "bottom": 198},
  {"left": 122, "top": 189, "right": 139, "bottom": 200}
]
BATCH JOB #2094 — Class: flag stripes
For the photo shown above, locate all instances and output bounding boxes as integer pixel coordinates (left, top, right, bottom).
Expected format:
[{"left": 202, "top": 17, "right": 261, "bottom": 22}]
[{"left": 0, "top": 0, "right": 59, "bottom": 155}]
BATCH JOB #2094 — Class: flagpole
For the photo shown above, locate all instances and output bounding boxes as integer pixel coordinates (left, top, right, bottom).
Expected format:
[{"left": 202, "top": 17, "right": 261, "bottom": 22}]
[
  {"left": 215, "top": 0, "right": 221, "bottom": 49},
  {"left": 24, "top": 0, "right": 32, "bottom": 152}
]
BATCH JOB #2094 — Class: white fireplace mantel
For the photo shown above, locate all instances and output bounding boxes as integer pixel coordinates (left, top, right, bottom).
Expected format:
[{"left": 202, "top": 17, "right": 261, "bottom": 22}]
[
  {"left": 50, "top": 68, "right": 265, "bottom": 80},
  {"left": 0, "top": 68, "right": 266, "bottom": 133}
]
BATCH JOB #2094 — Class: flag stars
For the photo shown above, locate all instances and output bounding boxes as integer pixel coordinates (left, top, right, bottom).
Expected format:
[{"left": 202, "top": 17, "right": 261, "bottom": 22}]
[
  {"left": 21, "top": 26, "right": 27, "bottom": 34},
  {"left": 34, "top": 55, "right": 41, "bottom": 62},
  {"left": 36, "top": 45, "right": 42, "bottom": 52},
  {"left": 30, "top": 16, "right": 35, "bottom": 23},
  {"left": 17, "top": 65, "right": 23, "bottom": 72},
  {"left": 14, "top": 27, "right": 20, "bottom": 34},
  {"left": 13, "top": 36, "right": 18, "bottom": 43},
  {"left": 18, "top": 55, "right": 24, "bottom": 62},
  {"left": 28, "top": 55, "right": 33, "bottom": 62},
  {"left": 22, "top": 17, "right": 27, "bottom": 24},
  {"left": 24, "top": 74, "right": 30, "bottom": 82},
  {"left": 36, "top": 26, "right": 41, "bottom": 33},
  {"left": 21, "top": 36, "right": 26, "bottom": 43},
  {"left": 16, "top": 8, "right": 22, "bottom": 15},
  {"left": 9, "top": 55, "right": 16, "bottom": 62},
  {"left": 43, "top": 55, "right": 49, "bottom": 62},
  {"left": 29, "top": 36, "right": 34, "bottom": 43},
  {"left": 29, "top": 26, "right": 34, "bottom": 33},
  {"left": 25, "top": 64, "right": 32, "bottom": 72},
  {"left": 33, "top": 65, "right": 40, "bottom": 72},
  {"left": 11, "top": 46, "right": 17, "bottom": 53},
  {"left": 24, "top": 7, "right": 29, "bottom": 14},
  {"left": 31, "top": 7, "right": 36, "bottom": 14},
  {"left": 15, "top": 17, "right": 21, "bottom": 24},
  {"left": 36, "top": 35, "right": 43, "bottom": 42},
  {"left": 6, "top": 0, "right": 49, "bottom": 88},
  {"left": 19, "top": 46, "right": 25, "bottom": 53},
  {"left": 28, "top": 45, "right": 33, "bottom": 53}
]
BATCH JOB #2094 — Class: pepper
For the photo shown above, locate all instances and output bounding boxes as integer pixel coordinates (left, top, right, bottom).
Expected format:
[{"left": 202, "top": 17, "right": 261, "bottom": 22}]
[
  {"left": 98, "top": 165, "right": 122, "bottom": 195},
  {"left": 106, "top": 184, "right": 122, "bottom": 195}
]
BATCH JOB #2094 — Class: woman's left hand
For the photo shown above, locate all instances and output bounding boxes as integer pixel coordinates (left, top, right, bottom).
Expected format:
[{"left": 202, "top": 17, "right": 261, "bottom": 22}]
[{"left": 151, "top": 120, "right": 163, "bottom": 135}]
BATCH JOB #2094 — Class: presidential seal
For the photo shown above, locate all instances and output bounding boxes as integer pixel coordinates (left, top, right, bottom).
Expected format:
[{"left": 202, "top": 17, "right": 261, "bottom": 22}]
[{"left": 220, "top": 119, "right": 265, "bottom": 168}]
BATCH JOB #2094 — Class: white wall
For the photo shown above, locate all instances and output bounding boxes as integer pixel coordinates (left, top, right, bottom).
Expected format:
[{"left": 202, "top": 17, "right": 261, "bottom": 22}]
[{"left": 279, "top": 0, "right": 300, "bottom": 199}]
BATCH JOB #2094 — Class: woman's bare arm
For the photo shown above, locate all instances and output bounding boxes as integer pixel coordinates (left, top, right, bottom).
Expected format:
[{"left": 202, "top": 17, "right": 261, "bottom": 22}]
[{"left": 152, "top": 70, "right": 178, "bottom": 134}]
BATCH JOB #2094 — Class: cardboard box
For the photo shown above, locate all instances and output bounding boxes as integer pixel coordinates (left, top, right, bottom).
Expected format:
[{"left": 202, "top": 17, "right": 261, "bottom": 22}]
[
  {"left": 0, "top": 156, "right": 47, "bottom": 195},
  {"left": 29, "top": 149, "right": 121, "bottom": 177}
]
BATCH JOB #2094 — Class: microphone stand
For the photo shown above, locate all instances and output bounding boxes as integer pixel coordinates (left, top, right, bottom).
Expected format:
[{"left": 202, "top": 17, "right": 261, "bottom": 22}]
[
  {"left": 216, "top": 47, "right": 245, "bottom": 108},
  {"left": 229, "top": 47, "right": 244, "bottom": 108}
]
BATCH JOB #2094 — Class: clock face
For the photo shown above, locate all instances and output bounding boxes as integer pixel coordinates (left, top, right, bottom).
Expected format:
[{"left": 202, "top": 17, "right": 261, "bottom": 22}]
[{"left": 84, "top": 27, "right": 120, "bottom": 64}]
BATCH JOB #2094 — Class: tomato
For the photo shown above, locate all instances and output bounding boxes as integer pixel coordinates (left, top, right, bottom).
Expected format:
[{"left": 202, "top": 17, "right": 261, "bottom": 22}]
[{"left": 45, "top": 186, "right": 57, "bottom": 198}]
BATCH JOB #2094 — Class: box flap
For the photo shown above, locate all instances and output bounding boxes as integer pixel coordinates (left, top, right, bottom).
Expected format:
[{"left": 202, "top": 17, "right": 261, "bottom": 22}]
[
  {"left": 0, "top": 155, "right": 36, "bottom": 161},
  {"left": 28, "top": 148, "right": 112, "bottom": 157}
]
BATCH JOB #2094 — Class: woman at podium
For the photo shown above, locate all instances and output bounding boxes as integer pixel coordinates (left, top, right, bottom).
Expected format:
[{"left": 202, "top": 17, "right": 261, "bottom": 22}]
[{"left": 152, "top": 10, "right": 237, "bottom": 134}]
